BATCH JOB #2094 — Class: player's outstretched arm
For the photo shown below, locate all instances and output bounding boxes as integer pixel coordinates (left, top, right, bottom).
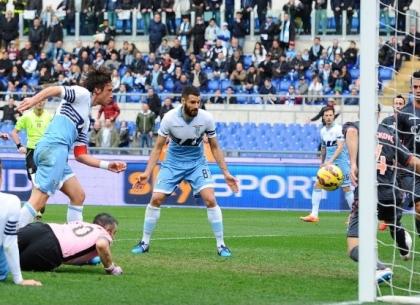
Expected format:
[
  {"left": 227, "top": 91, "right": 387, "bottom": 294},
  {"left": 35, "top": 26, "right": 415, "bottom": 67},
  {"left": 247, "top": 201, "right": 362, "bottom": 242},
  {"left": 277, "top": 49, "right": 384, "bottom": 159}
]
[
  {"left": 11, "top": 128, "right": 26, "bottom": 154},
  {"left": 345, "top": 127, "right": 359, "bottom": 187},
  {"left": 74, "top": 145, "right": 127, "bottom": 173},
  {"left": 325, "top": 140, "right": 344, "bottom": 165},
  {"left": 16, "top": 86, "right": 62, "bottom": 112},
  {"left": 208, "top": 137, "right": 239, "bottom": 193},
  {"left": 96, "top": 237, "right": 122, "bottom": 275},
  {"left": 132, "top": 135, "right": 167, "bottom": 190}
]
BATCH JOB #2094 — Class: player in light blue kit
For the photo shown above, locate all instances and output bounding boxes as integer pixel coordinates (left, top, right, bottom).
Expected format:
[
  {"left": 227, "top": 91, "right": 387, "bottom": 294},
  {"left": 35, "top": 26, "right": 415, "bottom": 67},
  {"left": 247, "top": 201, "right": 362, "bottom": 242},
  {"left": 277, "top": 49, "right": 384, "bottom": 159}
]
[
  {"left": 131, "top": 85, "right": 239, "bottom": 257},
  {"left": 16, "top": 67, "right": 127, "bottom": 228},
  {"left": 300, "top": 107, "right": 353, "bottom": 223}
]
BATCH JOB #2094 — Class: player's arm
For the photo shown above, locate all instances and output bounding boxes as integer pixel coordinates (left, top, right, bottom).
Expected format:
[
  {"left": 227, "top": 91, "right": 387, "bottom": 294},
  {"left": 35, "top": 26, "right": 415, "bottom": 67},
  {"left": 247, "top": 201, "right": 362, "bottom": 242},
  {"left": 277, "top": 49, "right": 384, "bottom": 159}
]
[
  {"left": 74, "top": 145, "right": 126, "bottom": 173},
  {"left": 143, "top": 134, "right": 167, "bottom": 175},
  {"left": 320, "top": 145, "right": 326, "bottom": 164},
  {"left": 325, "top": 139, "right": 344, "bottom": 164},
  {"left": 11, "top": 127, "right": 26, "bottom": 154},
  {"left": 96, "top": 237, "right": 122, "bottom": 275},
  {"left": 16, "top": 86, "right": 63, "bottom": 112}
]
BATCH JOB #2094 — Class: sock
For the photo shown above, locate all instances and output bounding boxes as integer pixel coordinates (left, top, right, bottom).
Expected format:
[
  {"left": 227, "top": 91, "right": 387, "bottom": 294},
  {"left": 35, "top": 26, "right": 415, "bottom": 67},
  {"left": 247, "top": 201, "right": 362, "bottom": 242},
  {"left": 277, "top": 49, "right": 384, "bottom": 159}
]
[
  {"left": 311, "top": 188, "right": 323, "bottom": 217},
  {"left": 377, "top": 260, "right": 387, "bottom": 270},
  {"left": 350, "top": 246, "right": 387, "bottom": 270},
  {"left": 207, "top": 205, "right": 225, "bottom": 248},
  {"left": 19, "top": 202, "right": 37, "bottom": 228},
  {"left": 389, "top": 223, "right": 409, "bottom": 256},
  {"left": 67, "top": 205, "right": 83, "bottom": 222},
  {"left": 40, "top": 206, "right": 46, "bottom": 214},
  {"left": 416, "top": 218, "right": 420, "bottom": 237},
  {"left": 142, "top": 204, "right": 161, "bottom": 244},
  {"left": 344, "top": 190, "right": 354, "bottom": 209}
]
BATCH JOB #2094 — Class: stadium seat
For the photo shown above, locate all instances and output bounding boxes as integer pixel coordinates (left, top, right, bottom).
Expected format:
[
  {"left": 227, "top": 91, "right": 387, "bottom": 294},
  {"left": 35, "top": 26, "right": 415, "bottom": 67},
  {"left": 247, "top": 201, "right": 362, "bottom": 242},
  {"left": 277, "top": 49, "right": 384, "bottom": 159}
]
[
  {"left": 379, "top": 67, "right": 393, "bottom": 81},
  {"left": 243, "top": 55, "right": 253, "bottom": 70},
  {"left": 279, "top": 79, "right": 292, "bottom": 92},
  {"left": 25, "top": 77, "right": 39, "bottom": 87},
  {"left": 0, "top": 124, "right": 14, "bottom": 134},
  {"left": 118, "top": 66, "right": 128, "bottom": 78},
  {"left": 305, "top": 69, "right": 313, "bottom": 80},
  {"left": 236, "top": 93, "right": 247, "bottom": 104},
  {"left": 127, "top": 121, "right": 136, "bottom": 135},
  {"left": 154, "top": 121, "right": 160, "bottom": 133},
  {"left": 352, "top": 17, "right": 359, "bottom": 30},
  {"left": 116, "top": 20, "right": 123, "bottom": 32},
  {"left": 129, "top": 90, "right": 141, "bottom": 103},
  {"left": 207, "top": 79, "right": 220, "bottom": 92},
  {"left": 350, "top": 68, "right": 360, "bottom": 80},
  {"left": 220, "top": 79, "right": 232, "bottom": 91},
  {"left": 163, "top": 78, "right": 175, "bottom": 91}
]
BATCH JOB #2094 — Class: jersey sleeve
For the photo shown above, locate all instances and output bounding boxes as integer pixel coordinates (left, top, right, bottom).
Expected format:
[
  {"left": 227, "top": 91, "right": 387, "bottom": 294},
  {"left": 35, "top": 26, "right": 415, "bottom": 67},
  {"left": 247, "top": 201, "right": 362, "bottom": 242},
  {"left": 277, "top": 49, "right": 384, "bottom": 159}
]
[
  {"left": 320, "top": 128, "right": 326, "bottom": 147},
  {"left": 205, "top": 113, "right": 217, "bottom": 138},
  {"left": 3, "top": 195, "right": 23, "bottom": 284},
  {"left": 158, "top": 114, "right": 171, "bottom": 137},
  {"left": 335, "top": 125, "right": 345, "bottom": 142},
  {"left": 395, "top": 137, "right": 414, "bottom": 167},
  {"left": 14, "top": 114, "right": 27, "bottom": 131}
]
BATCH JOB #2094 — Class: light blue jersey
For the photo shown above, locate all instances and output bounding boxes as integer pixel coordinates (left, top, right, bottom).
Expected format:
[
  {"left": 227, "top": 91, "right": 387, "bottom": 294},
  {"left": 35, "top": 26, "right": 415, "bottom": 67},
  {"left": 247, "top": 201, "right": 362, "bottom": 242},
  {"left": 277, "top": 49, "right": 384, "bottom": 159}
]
[
  {"left": 320, "top": 122, "right": 348, "bottom": 164},
  {"left": 37, "top": 86, "right": 91, "bottom": 150}
]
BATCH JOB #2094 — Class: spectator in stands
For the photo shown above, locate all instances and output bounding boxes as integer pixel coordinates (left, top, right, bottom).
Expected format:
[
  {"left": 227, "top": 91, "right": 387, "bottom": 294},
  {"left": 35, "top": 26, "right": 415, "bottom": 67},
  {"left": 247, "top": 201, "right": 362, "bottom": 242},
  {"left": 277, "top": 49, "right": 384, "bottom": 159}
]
[
  {"left": 384, "top": 36, "right": 402, "bottom": 71},
  {"left": 191, "top": 15, "right": 206, "bottom": 55},
  {"left": 217, "top": 22, "right": 231, "bottom": 49},
  {"left": 231, "top": 11, "right": 246, "bottom": 49},
  {"left": 255, "top": 0, "right": 271, "bottom": 29},
  {"left": 7, "top": 66, "right": 24, "bottom": 88},
  {"left": 349, "top": 75, "right": 360, "bottom": 91},
  {"left": 7, "top": 41, "right": 19, "bottom": 65},
  {"left": 329, "top": 69, "right": 343, "bottom": 94},
  {"left": 97, "top": 98, "right": 121, "bottom": 122},
  {"left": 309, "top": 37, "right": 324, "bottom": 62},
  {"left": 212, "top": 52, "right": 229, "bottom": 80},
  {"left": 146, "top": 63, "right": 164, "bottom": 91},
  {"left": 17, "top": 42, "right": 34, "bottom": 66},
  {"left": 130, "top": 52, "right": 146, "bottom": 74},
  {"left": 19, "top": 84, "right": 33, "bottom": 100},
  {"left": 272, "top": 53, "right": 289, "bottom": 79},
  {"left": 0, "top": 51, "right": 13, "bottom": 76},
  {"left": 139, "top": 0, "right": 152, "bottom": 35},
  {"left": 228, "top": 50, "right": 244, "bottom": 74},
  {"left": 278, "top": 13, "right": 296, "bottom": 51},
  {"left": 283, "top": 0, "right": 298, "bottom": 20},
  {"left": 123, "top": 43, "right": 139, "bottom": 66},
  {"left": 230, "top": 62, "right": 246, "bottom": 92},
  {"left": 282, "top": 84, "right": 303, "bottom": 105},
  {"left": 57, "top": 73, "right": 70, "bottom": 86},
  {"left": 268, "top": 39, "right": 282, "bottom": 63},
  {"left": 38, "top": 67, "right": 52, "bottom": 86},
  {"left": 115, "top": 84, "right": 128, "bottom": 103},
  {"left": 57, "top": 0, "right": 75, "bottom": 35},
  {"left": 46, "top": 15, "right": 64, "bottom": 54},
  {"left": 103, "top": 0, "right": 118, "bottom": 27},
  {"left": 133, "top": 70, "right": 147, "bottom": 90},
  {"left": 285, "top": 41, "right": 297, "bottom": 60},
  {"left": 105, "top": 53, "right": 121, "bottom": 71},
  {"left": 161, "top": 53, "right": 175, "bottom": 75},
  {"left": 299, "top": 0, "right": 312, "bottom": 35},
  {"left": 331, "top": 52, "right": 345, "bottom": 72},
  {"left": 244, "top": 64, "right": 260, "bottom": 93},
  {"left": 0, "top": 11, "right": 18, "bottom": 51},
  {"left": 314, "top": 0, "right": 327, "bottom": 36},
  {"left": 226, "top": 38, "right": 242, "bottom": 59},
  {"left": 90, "top": 41, "right": 105, "bottom": 62},
  {"left": 207, "top": 89, "right": 223, "bottom": 104},
  {"left": 75, "top": 50, "right": 92, "bottom": 70},
  {"left": 176, "top": 15, "right": 192, "bottom": 52},
  {"left": 256, "top": 78, "right": 277, "bottom": 104},
  {"left": 339, "top": 65, "right": 351, "bottom": 89},
  {"left": 260, "top": 14, "right": 276, "bottom": 52},
  {"left": 307, "top": 75, "right": 322, "bottom": 103},
  {"left": 47, "top": 40, "right": 66, "bottom": 62},
  {"left": 3, "top": 83, "right": 18, "bottom": 101},
  {"left": 396, "top": 0, "right": 411, "bottom": 33},
  {"left": 290, "top": 51, "right": 310, "bottom": 79},
  {"left": 380, "top": 0, "right": 393, "bottom": 37},
  {"left": 93, "top": 52, "right": 105, "bottom": 68},
  {"left": 119, "top": 41, "right": 130, "bottom": 61},
  {"left": 183, "top": 53, "right": 198, "bottom": 75},
  {"left": 72, "top": 40, "right": 87, "bottom": 60},
  {"left": 205, "top": 0, "right": 222, "bottom": 27},
  {"left": 0, "top": 98, "right": 21, "bottom": 123},
  {"left": 297, "top": 75, "right": 309, "bottom": 96},
  {"left": 26, "top": 0, "right": 43, "bottom": 20},
  {"left": 258, "top": 52, "right": 273, "bottom": 80},
  {"left": 118, "top": 121, "right": 130, "bottom": 151},
  {"left": 402, "top": 26, "right": 420, "bottom": 59},
  {"left": 22, "top": 52, "right": 38, "bottom": 77},
  {"left": 29, "top": 18, "right": 45, "bottom": 56},
  {"left": 205, "top": 18, "right": 220, "bottom": 47},
  {"left": 174, "top": 0, "right": 191, "bottom": 15},
  {"left": 80, "top": 0, "right": 95, "bottom": 35},
  {"left": 191, "top": 0, "right": 204, "bottom": 20},
  {"left": 89, "top": 120, "right": 101, "bottom": 148},
  {"left": 136, "top": 103, "right": 155, "bottom": 150},
  {"left": 171, "top": 65, "right": 183, "bottom": 81},
  {"left": 62, "top": 55, "right": 72, "bottom": 72},
  {"left": 111, "top": 69, "right": 121, "bottom": 91},
  {"left": 159, "top": 98, "right": 174, "bottom": 120},
  {"left": 104, "top": 40, "right": 119, "bottom": 61},
  {"left": 161, "top": 0, "right": 176, "bottom": 35},
  {"left": 145, "top": 53, "right": 158, "bottom": 73},
  {"left": 146, "top": 88, "right": 162, "bottom": 118},
  {"left": 121, "top": 69, "right": 134, "bottom": 90},
  {"left": 344, "top": 88, "right": 359, "bottom": 105},
  {"left": 319, "top": 62, "right": 332, "bottom": 87},
  {"left": 67, "top": 64, "right": 81, "bottom": 85},
  {"left": 252, "top": 42, "right": 267, "bottom": 65},
  {"left": 96, "top": 118, "right": 120, "bottom": 154},
  {"left": 118, "top": 0, "right": 137, "bottom": 35},
  {"left": 169, "top": 38, "right": 186, "bottom": 65},
  {"left": 315, "top": 49, "right": 330, "bottom": 69},
  {"left": 224, "top": 86, "right": 238, "bottom": 104},
  {"left": 149, "top": 13, "right": 167, "bottom": 53},
  {"left": 209, "top": 39, "right": 227, "bottom": 62},
  {"left": 327, "top": 39, "right": 342, "bottom": 62},
  {"left": 343, "top": 41, "right": 358, "bottom": 66},
  {"left": 156, "top": 39, "right": 171, "bottom": 59},
  {"left": 190, "top": 62, "right": 207, "bottom": 89},
  {"left": 172, "top": 74, "right": 188, "bottom": 101}
]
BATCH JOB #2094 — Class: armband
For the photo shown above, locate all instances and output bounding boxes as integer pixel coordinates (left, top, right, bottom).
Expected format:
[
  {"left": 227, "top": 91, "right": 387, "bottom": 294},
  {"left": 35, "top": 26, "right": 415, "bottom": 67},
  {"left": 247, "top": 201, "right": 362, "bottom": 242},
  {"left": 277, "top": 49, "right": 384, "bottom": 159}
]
[
  {"left": 74, "top": 145, "right": 88, "bottom": 157},
  {"left": 100, "top": 161, "right": 110, "bottom": 170},
  {"left": 16, "top": 143, "right": 22, "bottom": 149}
]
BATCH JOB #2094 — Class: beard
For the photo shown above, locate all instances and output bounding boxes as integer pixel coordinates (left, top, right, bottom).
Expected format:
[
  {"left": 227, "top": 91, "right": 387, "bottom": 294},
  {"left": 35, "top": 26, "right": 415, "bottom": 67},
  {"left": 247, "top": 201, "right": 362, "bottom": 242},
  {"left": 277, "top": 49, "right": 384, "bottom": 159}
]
[{"left": 184, "top": 106, "right": 198, "bottom": 117}]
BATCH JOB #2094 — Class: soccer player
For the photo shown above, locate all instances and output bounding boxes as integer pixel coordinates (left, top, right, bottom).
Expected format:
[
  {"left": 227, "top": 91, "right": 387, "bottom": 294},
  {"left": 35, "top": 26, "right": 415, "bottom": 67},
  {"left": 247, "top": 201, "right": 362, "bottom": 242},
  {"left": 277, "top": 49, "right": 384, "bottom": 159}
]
[
  {"left": 11, "top": 100, "right": 53, "bottom": 220},
  {"left": 300, "top": 107, "right": 353, "bottom": 223},
  {"left": 15, "top": 66, "right": 127, "bottom": 228},
  {"left": 0, "top": 160, "right": 42, "bottom": 286},
  {"left": 18, "top": 213, "right": 122, "bottom": 275},
  {"left": 396, "top": 71, "right": 420, "bottom": 238},
  {"left": 344, "top": 104, "right": 415, "bottom": 283},
  {"left": 131, "top": 85, "right": 239, "bottom": 257}
]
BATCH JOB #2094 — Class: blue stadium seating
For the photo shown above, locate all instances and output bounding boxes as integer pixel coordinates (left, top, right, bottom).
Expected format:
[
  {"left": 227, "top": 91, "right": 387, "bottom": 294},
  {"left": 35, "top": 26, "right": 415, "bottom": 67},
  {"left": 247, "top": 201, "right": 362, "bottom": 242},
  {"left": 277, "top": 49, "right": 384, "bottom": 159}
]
[
  {"left": 207, "top": 79, "right": 220, "bottom": 91},
  {"left": 128, "top": 90, "right": 141, "bottom": 103},
  {"left": 220, "top": 79, "right": 232, "bottom": 91},
  {"left": 118, "top": 66, "right": 128, "bottom": 78},
  {"left": 25, "top": 77, "right": 39, "bottom": 87},
  {"left": 279, "top": 79, "right": 292, "bottom": 92},
  {"left": 379, "top": 67, "right": 393, "bottom": 81},
  {"left": 349, "top": 68, "right": 360, "bottom": 80},
  {"left": 163, "top": 78, "right": 175, "bottom": 91},
  {"left": 243, "top": 55, "right": 253, "bottom": 70}
]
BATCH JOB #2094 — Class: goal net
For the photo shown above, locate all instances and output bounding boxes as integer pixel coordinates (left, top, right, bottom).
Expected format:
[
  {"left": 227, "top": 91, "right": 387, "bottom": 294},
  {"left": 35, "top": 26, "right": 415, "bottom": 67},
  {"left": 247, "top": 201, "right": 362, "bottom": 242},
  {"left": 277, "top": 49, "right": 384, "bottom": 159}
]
[{"left": 363, "top": 0, "right": 420, "bottom": 303}]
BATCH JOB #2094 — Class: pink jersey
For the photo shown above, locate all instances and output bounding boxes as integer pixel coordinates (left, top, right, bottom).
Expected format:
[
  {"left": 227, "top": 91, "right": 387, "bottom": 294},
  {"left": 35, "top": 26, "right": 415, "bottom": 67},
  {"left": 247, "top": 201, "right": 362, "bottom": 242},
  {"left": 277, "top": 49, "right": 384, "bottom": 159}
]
[{"left": 48, "top": 222, "right": 113, "bottom": 265}]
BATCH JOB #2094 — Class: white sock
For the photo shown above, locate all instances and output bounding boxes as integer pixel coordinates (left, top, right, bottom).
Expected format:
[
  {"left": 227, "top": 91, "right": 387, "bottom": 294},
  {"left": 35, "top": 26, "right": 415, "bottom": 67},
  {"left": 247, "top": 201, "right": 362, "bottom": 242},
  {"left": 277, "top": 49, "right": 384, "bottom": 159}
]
[
  {"left": 143, "top": 204, "right": 161, "bottom": 244},
  {"left": 67, "top": 205, "right": 83, "bottom": 222},
  {"left": 311, "top": 188, "right": 323, "bottom": 218},
  {"left": 345, "top": 190, "right": 354, "bottom": 209},
  {"left": 19, "top": 202, "right": 37, "bottom": 228},
  {"left": 207, "top": 206, "right": 225, "bottom": 248}
]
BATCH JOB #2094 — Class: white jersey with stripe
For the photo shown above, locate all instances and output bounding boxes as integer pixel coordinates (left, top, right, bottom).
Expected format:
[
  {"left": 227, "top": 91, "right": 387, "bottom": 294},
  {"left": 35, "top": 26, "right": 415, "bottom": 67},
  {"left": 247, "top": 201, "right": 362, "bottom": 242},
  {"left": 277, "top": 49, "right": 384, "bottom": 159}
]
[
  {"left": 158, "top": 107, "right": 217, "bottom": 163},
  {"left": 320, "top": 122, "right": 348, "bottom": 164},
  {"left": 0, "top": 192, "right": 22, "bottom": 284},
  {"left": 37, "top": 86, "right": 91, "bottom": 150}
]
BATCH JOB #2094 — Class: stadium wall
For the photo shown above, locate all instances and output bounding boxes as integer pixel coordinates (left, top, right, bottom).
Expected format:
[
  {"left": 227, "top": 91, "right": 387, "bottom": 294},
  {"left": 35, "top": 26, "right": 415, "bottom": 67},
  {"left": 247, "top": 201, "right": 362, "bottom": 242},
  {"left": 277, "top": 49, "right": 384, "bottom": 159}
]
[{"left": 0, "top": 153, "right": 347, "bottom": 211}]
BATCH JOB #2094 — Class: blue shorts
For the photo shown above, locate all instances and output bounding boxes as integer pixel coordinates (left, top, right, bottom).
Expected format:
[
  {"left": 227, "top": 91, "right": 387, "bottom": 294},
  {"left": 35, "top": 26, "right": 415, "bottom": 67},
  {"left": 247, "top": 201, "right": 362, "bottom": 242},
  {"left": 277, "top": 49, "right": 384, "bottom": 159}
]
[
  {"left": 335, "top": 161, "right": 351, "bottom": 188},
  {"left": 154, "top": 159, "right": 214, "bottom": 198},
  {"left": 0, "top": 245, "right": 10, "bottom": 281},
  {"left": 34, "top": 144, "right": 75, "bottom": 196}
]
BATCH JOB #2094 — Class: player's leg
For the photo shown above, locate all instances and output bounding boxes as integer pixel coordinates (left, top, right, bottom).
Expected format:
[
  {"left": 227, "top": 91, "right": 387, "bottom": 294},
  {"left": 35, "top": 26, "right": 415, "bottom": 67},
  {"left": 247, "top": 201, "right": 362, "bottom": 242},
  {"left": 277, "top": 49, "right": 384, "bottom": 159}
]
[
  {"left": 59, "top": 171, "right": 85, "bottom": 223},
  {"left": 300, "top": 181, "right": 322, "bottom": 222},
  {"left": 25, "top": 149, "right": 44, "bottom": 220},
  {"left": 399, "top": 167, "right": 420, "bottom": 236},
  {"left": 132, "top": 163, "right": 182, "bottom": 254}
]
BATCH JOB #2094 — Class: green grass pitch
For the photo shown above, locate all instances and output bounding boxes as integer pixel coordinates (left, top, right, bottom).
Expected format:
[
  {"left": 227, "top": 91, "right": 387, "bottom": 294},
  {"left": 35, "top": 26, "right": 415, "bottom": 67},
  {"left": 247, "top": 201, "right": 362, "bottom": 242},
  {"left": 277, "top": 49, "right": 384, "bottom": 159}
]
[{"left": 2, "top": 205, "right": 420, "bottom": 305}]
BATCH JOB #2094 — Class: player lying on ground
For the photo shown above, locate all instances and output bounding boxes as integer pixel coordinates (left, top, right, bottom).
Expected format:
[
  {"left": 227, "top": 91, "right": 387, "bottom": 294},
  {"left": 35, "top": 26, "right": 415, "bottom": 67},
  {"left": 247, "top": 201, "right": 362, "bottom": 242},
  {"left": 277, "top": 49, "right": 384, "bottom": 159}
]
[
  {"left": 15, "top": 66, "right": 127, "bottom": 228},
  {"left": 343, "top": 105, "right": 414, "bottom": 284},
  {"left": 18, "top": 213, "right": 122, "bottom": 275},
  {"left": 11, "top": 100, "right": 53, "bottom": 220},
  {"left": 300, "top": 107, "right": 354, "bottom": 223},
  {"left": 131, "top": 85, "right": 239, "bottom": 257},
  {"left": 0, "top": 159, "right": 42, "bottom": 286}
]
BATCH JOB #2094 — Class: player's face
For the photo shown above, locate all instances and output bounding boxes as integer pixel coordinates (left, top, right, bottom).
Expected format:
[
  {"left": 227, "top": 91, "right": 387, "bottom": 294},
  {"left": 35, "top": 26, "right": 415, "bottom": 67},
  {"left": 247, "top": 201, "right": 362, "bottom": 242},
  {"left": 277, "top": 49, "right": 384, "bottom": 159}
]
[
  {"left": 183, "top": 95, "right": 200, "bottom": 118},
  {"left": 411, "top": 78, "right": 420, "bottom": 103},
  {"left": 97, "top": 83, "right": 114, "bottom": 106},
  {"left": 323, "top": 110, "right": 335, "bottom": 125},
  {"left": 393, "top": 98, "right": 405, "bottom": 112},
  {"left": 106, "top": 225, "right": 118, "bottom": 240}
]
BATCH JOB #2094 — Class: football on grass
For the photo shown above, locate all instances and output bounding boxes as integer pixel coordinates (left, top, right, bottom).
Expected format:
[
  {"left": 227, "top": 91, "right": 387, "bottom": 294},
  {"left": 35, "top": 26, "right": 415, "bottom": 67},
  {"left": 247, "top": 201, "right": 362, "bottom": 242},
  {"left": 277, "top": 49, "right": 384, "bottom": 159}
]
[{"left": 317, "top": 164, "right": 344, "bottom": 191}]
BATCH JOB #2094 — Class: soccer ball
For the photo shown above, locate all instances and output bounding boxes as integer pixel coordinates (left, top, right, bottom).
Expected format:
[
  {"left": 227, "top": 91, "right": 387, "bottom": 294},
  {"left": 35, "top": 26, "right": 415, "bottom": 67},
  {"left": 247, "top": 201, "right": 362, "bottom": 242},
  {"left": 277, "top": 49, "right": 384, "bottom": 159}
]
[{"left": 317, "top": 164, "right": 344, "bottom": 191}]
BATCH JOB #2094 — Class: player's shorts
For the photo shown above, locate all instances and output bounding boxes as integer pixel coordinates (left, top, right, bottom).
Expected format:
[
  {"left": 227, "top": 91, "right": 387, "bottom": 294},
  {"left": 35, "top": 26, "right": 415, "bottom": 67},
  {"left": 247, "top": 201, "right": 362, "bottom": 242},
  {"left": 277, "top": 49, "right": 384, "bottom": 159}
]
[
  {"left": 18, "top": 223, "right": 62, "bottom": 271},
  {"left": 25, "top": 148, "right": 37, "bottom": 181},
  {"left": 33, "top": 144, "right": 75, "bottom": 196},
  {"left": 0, "top": 245, "right": 10, "bottom": 281},
  {"left": 398, "top": 165, "right": 420, "bottom": 206},
  {"left": 154, "top": 159, "right": 214, "bottom": 198},
  {"left": 347, "top": 200, "right": 401, "bottom": 238},
  {"left": 334, "top": 161, "right": 351, "bottom": 188}
]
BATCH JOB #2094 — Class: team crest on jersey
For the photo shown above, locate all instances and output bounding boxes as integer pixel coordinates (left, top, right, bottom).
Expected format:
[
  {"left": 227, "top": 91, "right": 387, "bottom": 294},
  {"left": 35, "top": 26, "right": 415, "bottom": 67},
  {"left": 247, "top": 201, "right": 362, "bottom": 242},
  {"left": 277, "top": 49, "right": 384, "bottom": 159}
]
[{"left": 193, "top": 125, "right": 203, "bottom": 137}]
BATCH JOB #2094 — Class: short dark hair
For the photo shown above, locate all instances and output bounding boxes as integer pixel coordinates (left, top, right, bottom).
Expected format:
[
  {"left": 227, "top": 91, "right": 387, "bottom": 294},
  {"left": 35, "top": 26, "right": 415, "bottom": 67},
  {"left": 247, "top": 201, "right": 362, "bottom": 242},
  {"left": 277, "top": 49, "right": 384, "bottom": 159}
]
[
  {"left": 412, "top": 71, "right": 420, "bottom": 84},
  {"left": 322, "top": 106, "right": 335, "bottom": 115},
  {"left": 395, "top": 94, "right": 406, "bottom": 105},
  {"left": 93, "top": 213, "right": 118, "bottom": 228},
  {"left": 181, "top": 85, "right": 200, "bottom": 101},
  {"left": 82, "top": 66, "right": 112, "bottom": 92}
]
